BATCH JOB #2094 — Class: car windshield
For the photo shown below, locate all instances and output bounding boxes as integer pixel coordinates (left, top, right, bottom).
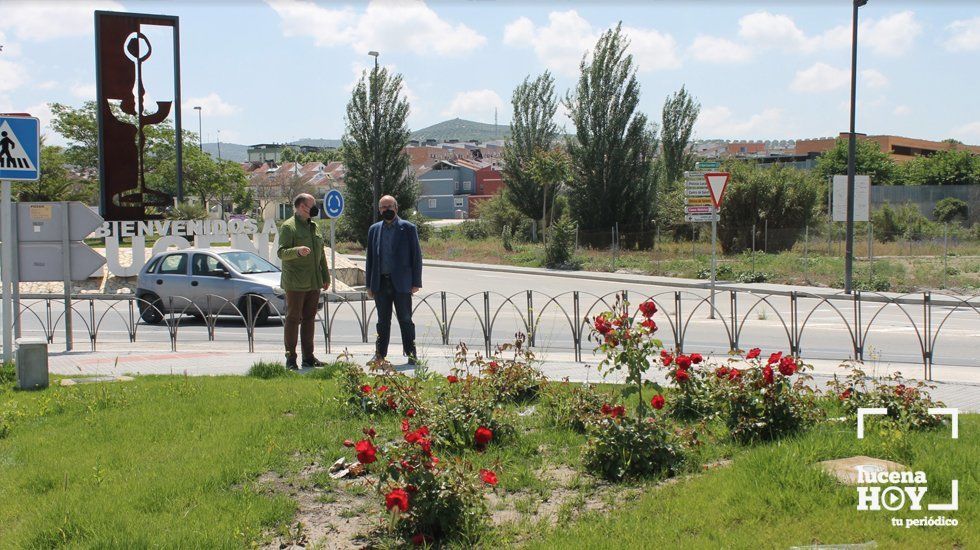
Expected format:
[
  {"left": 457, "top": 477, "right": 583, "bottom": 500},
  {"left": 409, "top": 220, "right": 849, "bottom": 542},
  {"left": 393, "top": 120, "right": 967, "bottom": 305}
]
[{"left": 219, "top": 251, "right": 280, "bottom": 274}]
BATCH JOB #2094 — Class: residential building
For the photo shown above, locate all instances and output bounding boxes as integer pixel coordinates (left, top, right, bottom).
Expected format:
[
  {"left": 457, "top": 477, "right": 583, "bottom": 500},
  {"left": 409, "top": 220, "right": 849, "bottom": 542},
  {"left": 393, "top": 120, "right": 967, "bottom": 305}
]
[{"left": 794, "top": 133, "right": 980, "bottom": 163}]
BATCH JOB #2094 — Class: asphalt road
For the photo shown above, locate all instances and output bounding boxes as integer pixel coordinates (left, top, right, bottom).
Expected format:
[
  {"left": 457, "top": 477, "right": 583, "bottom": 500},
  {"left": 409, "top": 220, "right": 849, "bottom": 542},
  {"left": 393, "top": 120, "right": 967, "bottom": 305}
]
[{"left": 11, "top": 263, "right": 979, "bottom": 372}]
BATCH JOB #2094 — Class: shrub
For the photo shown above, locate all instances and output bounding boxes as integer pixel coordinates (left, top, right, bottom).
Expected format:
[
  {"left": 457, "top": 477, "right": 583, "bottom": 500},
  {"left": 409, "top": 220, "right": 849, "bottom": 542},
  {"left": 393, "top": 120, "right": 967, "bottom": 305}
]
[
  {"left": 871, "top": 202, "right": 933, "bottom": 242},
  {"left": 422, "top": 375, "right": 516, "bottom": 452},
  {"left": 827, "top": 364, "right": 947, "bottom": 431},
  {"left": 933, "top": 197, "right": 969, "bottom": 225},
  {"left": 246, "top": 361, "right": 290, "bottom": 379},
  {"left": 465, "top": 334, "right": 546, "bottom": 403},
  {"left": 0, "top": 361, "right": 14, "bottom": 385},
  {"left": 404, "top": 209, "right": 433, "bottom": 241},
  {"left": 475, "top": 191, "right": 529, "bottom": 239},
  {"left": 544, "top": 214, "right": 579, "bottom": 269},
  {"left": 355, "top": 421, "right": 491, "bottom": 545},
  {"left": 164, "top": 200, "right": 208, "bottom": 220},
  {"left": 718, "top": 351, "right": 821, "bottom": 443},
  {"left": 659, "top": 352, "right": 723, "bottom": 420},
  {"left": 457, "top": 220, "right": 492, "bottom": 240},
  {"left": 717, "top": 161, "right": 821, "bottom": 253},
  {"left": 544, "top": 382, "right": 608, "bottom": 433},
  {"left": 582, "top": 415, "right": 686, "bottom": 481},
  {"left": 338, "top": 363, "right": 421, "bottom": 416}
]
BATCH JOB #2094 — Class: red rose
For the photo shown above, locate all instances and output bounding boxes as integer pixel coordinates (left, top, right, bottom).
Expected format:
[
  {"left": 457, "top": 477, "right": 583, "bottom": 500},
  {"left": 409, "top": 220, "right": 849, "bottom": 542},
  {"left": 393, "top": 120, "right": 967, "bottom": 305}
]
[
  {"left": 661, "top": 351, "right": 674, "bottom": 366},
  {"left": 487, "top": 360, "right": 500, "bottom": 374},
  {"left": 447, "top": 375, "right": 459, "bottom": 383},
  {"left": 406, "top": 408, "right": 416, "bottom": 417},
  {"left": 480, "top": 468, "right": 498, "bottom": 486},
  {"left": 365, "top": 427, "right": 376, "bottom": 438},
  {"left": 895, "top": 384, "right": 906, "bottom": 397},
  {"left": 401, "top": 419, "right": 410, "bottom": 433},
  {"left": 690, "top": 353, "right": 703, "bottom": 364},
  {"left": 715, "top": 366, "right": 729, "bottom": 379},
  {"left": 385, "top": 487, "right": 410, "bottom": 513},
  {"left": 611, "top": 405, "right": 626, "bottom": 418},
  {"left": 405, "top": 430, "right": 421, "bottom": 444},
  {"left": 475, "top": 426, "right": 493, "bottom": 447},
  {"left": 728, "top": 368, "right": 741, "bottom": 381},
  {"left": 767, "top": 352, "right": 782, "bottom": 365},
  {"left": 417, "top": 426, "right": 429, "bottom": 437},
  {"left": 601, "top": 403, "right": 612, "bottom": 415},
  {"left": 639, "top": 300, "right": 657, "bottom": 318},
  {"left": 361, "top": 384, "right": 372, "bottom": 394},
  {"left": 343, "top": 439, "right": 354, "bottom": 448},
  {"left": 675, "top": 368, "right": 690, "bottom": 383},
  {"left": 675, "top": 355, "right": 692, "bottom": 370},
  {"left": 650, "top": 394, "right": 665, "bottom": 410},
  {"left": 778, "top": 356, "right": 797, "bottom": 376},
  {"left": 604, "top": 333, "right": 619, "bottom": 347},
  {"left": 386, "top": 397, "right": 397, "bottom": 409},
  {"left": 746, "top": 348, "right": 761, "bottom": 359},
  {"left": 411, "top": 533, "right": 431, "bottom": 546},
  {"left": 841, "top": 389, "right": 852, "bottom": 400},
  {"left": 641, "top": 318, "right": 657, "bottom": 332},
  {"left": 762, "top": 365, "right": 774, "bottom": 385},
  {"left": 355, "top": 439, "right": 377, "bottom": 464},
  {"left": 594, "top": 316, "right": 612, "bottom": 335},
  {"left": 377, "top": 385, "right": 389, "bottom": 393}
]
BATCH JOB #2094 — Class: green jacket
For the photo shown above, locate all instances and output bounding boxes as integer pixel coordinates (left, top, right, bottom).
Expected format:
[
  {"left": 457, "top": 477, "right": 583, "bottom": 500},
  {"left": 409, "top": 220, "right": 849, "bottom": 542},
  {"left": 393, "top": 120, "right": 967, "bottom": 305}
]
[{"left": 277, "top": 215, "right": 330, "bottom": 291}]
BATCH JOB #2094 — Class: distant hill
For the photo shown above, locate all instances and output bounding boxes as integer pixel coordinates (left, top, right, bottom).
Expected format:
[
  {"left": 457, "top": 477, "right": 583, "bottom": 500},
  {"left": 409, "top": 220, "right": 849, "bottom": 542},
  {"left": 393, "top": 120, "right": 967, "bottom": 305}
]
[
  {"left": 410, "top": 118, "right": 510, "bottom": 142},
  {"left": 203, "top": 142, "right": 248, "bottom": 163}
]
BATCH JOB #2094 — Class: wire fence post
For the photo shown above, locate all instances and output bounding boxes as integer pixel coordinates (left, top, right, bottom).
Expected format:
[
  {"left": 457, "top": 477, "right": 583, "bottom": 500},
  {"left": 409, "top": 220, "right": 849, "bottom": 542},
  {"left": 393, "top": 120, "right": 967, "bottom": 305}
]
[
  {"left": 943, "top": 223, "right": 949, "bottom": 289},
  {"left": 803, "top": 225, "right": 809, "bottom": 283},
  {"left": 868, "top": 222, "right": 874, "bottom": 283},
  {"left": 751, "top": 223, "right": 756, "bottom": 273},
  {"left": 764, "top": 219, "right": 768, "bottom": 253}
]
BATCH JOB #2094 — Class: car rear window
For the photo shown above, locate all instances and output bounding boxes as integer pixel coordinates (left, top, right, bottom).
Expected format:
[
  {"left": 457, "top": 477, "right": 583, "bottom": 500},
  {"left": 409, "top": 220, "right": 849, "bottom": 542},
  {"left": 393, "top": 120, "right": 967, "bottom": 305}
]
[
  {"left": 145, "top": 256, "right": 162, "bottom": 274},
  {"left": 158, "top": 254, "right": 187, "bottom": 275}
]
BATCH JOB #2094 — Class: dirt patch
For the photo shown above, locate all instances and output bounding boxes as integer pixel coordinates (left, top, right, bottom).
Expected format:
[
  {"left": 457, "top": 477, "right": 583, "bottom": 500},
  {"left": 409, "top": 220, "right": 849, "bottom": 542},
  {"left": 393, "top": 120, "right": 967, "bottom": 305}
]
[{"left": 254, "top": 459, "right": 376, "bottom": 549}]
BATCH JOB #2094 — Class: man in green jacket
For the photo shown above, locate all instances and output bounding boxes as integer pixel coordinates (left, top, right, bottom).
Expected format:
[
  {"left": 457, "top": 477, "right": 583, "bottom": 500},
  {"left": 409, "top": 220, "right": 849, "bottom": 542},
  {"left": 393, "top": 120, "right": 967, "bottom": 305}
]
[{"left": 278, "top": 193, "right": 330, "bottom": 369}]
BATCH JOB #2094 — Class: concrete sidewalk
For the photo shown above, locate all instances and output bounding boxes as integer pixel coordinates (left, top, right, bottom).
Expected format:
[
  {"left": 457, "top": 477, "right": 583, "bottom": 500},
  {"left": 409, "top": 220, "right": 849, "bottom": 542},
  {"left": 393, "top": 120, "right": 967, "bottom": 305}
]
[{"left": 45, "top": 342, "right": 980, "bottom": 412}]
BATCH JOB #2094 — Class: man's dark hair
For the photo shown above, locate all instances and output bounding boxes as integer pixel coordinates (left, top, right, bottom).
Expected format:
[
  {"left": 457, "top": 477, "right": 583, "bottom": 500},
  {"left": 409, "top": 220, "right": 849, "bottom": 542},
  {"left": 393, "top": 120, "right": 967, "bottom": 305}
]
[{"left": 293, "top": 194, "right": 310, "bottom": 208}]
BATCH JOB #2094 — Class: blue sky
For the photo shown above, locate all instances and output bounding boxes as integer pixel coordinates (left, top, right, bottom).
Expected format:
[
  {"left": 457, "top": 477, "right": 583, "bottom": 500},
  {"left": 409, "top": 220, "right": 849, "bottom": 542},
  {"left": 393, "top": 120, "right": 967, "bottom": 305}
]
[{"left": 2, "top": 0, "right": 979, "bottom": 147}]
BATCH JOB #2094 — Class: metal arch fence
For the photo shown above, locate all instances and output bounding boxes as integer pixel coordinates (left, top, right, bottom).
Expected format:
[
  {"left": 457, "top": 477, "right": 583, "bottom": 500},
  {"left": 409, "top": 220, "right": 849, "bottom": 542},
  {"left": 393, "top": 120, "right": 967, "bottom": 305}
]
[{"left": 12, "top": 288, "right": 980, "bottom": 381}]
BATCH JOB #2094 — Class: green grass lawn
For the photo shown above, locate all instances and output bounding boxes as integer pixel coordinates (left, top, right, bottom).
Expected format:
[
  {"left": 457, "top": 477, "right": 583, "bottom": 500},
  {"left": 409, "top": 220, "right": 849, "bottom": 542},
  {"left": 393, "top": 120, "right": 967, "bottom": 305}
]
[{"left": 0, "top": 370, "right": 975, "bottom": 548}]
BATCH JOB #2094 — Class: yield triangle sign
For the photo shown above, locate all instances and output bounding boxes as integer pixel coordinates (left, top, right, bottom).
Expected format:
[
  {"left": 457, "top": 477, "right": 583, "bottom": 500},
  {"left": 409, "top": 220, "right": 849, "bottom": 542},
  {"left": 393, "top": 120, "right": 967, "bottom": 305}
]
[
  {"left": 0, "top": 119, "right": 38, "bottom": 171},
  {"left": 704, "top": 172, "right": 730, "bottom": 209}
]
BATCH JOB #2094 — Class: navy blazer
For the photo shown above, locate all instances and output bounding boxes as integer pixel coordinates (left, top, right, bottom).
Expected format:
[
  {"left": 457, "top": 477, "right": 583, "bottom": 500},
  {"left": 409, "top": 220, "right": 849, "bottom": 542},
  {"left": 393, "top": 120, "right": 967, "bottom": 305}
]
[{"left": 365, "top": 217, "right": 423, "bottom": 294}]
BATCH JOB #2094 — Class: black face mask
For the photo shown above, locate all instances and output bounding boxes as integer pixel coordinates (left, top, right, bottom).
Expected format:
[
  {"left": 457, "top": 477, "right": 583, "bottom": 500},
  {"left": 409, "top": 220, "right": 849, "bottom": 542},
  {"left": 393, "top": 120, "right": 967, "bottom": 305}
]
[
  {"left": 308, "top": 204, "right": 320, "bottom": 217},
  {"left": 381, "top": 209, "right": 396, "bottom": 221}
]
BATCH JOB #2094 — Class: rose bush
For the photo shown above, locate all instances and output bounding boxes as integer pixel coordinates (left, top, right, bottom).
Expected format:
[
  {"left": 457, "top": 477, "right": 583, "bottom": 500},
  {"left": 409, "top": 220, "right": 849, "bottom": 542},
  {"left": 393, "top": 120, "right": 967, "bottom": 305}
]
[
  {"left": 338, "top": 363, "right": 425, "bottom": 417},
  {"left": 661, "top": 350, "right": 724, "bottom": 420},
  {"left": 544, "top": 382, "right": 609, "bottom": 433},
  {"left": 582, "top": 414, "right": 686, "bottom": 481},
  {"left": 420, "top": 367, "right": 516, "bottom": 452},
  {"left": 828, "top": 364, "right": 947, "bottom": 431},
  {"left": 719, "top": 350, "right": 821, "bottom": 443},
  {"left": 458, "top": 334, "right": 547, "bottom": 404}
]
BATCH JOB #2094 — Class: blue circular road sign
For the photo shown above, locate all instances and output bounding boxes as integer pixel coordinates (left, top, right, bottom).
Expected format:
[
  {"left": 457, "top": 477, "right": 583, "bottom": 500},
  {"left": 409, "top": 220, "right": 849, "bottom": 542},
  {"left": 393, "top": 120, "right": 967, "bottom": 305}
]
[{"left": 324, "top": 189, "right": 344, "bottom": 219}]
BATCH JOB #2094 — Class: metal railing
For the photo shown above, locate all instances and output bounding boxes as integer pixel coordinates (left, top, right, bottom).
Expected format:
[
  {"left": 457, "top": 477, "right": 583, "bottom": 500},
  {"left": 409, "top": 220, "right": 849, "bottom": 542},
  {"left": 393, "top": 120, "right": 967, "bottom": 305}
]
[{"left": 10, "top": 288, "right": 980, "bottom": 381}]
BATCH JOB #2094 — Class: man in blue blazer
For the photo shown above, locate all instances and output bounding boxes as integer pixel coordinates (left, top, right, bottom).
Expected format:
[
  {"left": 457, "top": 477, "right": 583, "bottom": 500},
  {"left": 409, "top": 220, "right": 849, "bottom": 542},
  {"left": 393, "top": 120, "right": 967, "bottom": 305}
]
[{"left": 365, "top": 195, "right": 423, "bottom": 364}]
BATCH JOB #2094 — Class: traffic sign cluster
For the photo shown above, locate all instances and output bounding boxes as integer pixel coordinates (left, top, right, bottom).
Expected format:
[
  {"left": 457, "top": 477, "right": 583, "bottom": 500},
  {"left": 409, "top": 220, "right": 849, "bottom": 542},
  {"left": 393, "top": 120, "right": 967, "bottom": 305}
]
[{"left": 683, "top": 162, "right": 728, "bottom": 223}]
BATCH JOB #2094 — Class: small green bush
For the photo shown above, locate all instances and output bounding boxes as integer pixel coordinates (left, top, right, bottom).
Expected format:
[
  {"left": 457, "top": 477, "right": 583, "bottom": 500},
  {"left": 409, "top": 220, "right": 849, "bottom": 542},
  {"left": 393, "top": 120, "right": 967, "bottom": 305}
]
[
  {"left": 583, "top": 416, "right": 686, "bottom": 481},
  {"left": 544, "top": 214, "right": 579, "bottom": 269},
  {"left": 933, "top": 197, "right": 969, "bottom": 225},
  {"left": 247, "top": 361, "right": 290, "bottom": 379},
  {"left": 544, "top": 382, "right": 607, "bottom": 433},
  {"left": 828, "top": 365, "right": 946, "bottom": 431},
  {"left": 0, "top": 361, "right": 15, "bottom": 385}
]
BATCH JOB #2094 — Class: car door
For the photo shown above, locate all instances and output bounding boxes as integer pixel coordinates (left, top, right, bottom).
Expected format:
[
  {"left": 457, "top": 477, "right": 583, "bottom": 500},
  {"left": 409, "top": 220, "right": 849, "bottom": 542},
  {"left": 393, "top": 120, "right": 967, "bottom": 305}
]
[
  {"left": 152, "top": 252, "right": 192, "bottom": 313},
  {"left": 189, "top": 253, "right": 237, "bottom": 315}
]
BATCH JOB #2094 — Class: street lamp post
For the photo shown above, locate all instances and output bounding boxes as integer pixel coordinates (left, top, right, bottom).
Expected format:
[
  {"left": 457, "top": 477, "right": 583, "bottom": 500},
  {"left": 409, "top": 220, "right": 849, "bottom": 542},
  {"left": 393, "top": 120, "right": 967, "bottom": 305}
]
[
  {"left": 369, "top": 50, "right": 380, "bottom": 223},
  {"left": 193, "top": 106, "right": 202, "bottom": 152},
  {"left": 844, "top": 0, "right": 868, "bottom": 294}
]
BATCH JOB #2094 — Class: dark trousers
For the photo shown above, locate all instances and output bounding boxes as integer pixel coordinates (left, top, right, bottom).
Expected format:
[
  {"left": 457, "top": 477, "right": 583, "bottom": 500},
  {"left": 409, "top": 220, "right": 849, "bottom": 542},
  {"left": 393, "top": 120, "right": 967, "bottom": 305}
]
[
  {"left": 284, "top": 289, "right": 320, "bottom": 359},
  {"left": 375, "top": 275, "right": 416, "bottom": 359}
]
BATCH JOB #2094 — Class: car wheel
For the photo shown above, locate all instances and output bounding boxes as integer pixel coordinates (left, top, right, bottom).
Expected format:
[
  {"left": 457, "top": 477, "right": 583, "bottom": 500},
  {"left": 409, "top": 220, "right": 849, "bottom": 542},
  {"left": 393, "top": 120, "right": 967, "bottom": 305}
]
[
  {"left": 138, "top": 293, "right": 164, "bottom": 324},
  {"left": 240, "top": 295, "right": 271, "bottom": 326}
]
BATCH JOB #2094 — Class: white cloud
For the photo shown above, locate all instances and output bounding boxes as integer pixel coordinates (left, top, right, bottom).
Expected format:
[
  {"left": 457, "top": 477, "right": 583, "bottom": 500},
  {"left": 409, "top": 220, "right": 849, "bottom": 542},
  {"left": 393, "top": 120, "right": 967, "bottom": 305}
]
[
  {"left": 695, "top": 106, "right": 785, "bottom": 138},
  {"left": 738, "top": 12, "right": 808, "bottom": 50},
  {"left": 503, "top": 10, "right": 595, "bottom": 77},
  {"left": 70, "top": 83, "right": 97, "bottom": 99},
  {"left": 441, "top": 89, "right": 505, "bottom": 121},
  {"left": 182, "top": 93, "right": 241, "bottom": 117},
  {"left": 944, "top": 17, "right": 980, "bottom": 52},
  {"left": 893, "top": 105, "right": 911, "bottom": 116},
  {"left": 688, "top": 35, "right": 752, "bottom": 63},
  {"left": 791, "top": 62, "right": 849, "bottom": 93},
  {"left": 0, "top": 1, "right": 124, "bottom": 42},
  {"left": 0, "top": 31, "right": 23, "bottom": 56},
  {"left": 503, "top": 11, "right": 679, "bottom": 76},
  {"left": 952, "top": 121, "right": 980, "bottom": 140},
  {"left": 0, "top": 59, "right": 27, "bottom": 93},
  {"left": 37, "top": 80, "right": 58, "bottom": 90},
  {"left": 344, "top": 61, "right": 419, "bottom": 107},
  {"left": 861, "top": 69, "right": 888, "bottom": 89},
  {"left": 267, "top": 0, "right": 486, "bottom": 57},
  {"left": 863, "top": 11, "right": 921, "bottom": 56}
]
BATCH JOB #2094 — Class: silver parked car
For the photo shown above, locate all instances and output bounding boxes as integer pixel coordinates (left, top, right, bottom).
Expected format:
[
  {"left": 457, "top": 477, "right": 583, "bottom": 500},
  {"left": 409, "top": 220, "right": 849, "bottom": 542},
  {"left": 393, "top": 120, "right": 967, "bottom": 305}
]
[{"left": 135, "top": 248, "right": 299, "bottom": 324}]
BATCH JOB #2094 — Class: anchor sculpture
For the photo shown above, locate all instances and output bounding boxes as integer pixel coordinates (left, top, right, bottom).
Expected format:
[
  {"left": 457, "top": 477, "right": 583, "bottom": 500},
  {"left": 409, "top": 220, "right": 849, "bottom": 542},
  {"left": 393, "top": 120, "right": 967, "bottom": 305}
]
[{"left": 108, "top": 31, "right": 173, "bottom": 210}]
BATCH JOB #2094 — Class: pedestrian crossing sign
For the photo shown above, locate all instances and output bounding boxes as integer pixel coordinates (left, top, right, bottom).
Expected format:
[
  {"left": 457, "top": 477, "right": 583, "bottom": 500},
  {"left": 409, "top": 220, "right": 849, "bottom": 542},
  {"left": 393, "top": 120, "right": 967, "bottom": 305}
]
[{"left": 0, "top": 115, "right": 40, "bottom": 181}]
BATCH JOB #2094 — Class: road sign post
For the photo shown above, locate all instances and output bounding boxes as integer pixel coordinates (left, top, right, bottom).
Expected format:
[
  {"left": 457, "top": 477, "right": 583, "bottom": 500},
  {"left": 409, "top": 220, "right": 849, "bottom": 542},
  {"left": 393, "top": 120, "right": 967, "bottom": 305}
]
[
  {"left": 0, "top": 115, "right": 40, "bottom": 362},
  {"left": 324, "top": 189, "right": 345, "bottom": 294},
  {"left": 685, "top": 170, "right": 731, "bottom": 320}
]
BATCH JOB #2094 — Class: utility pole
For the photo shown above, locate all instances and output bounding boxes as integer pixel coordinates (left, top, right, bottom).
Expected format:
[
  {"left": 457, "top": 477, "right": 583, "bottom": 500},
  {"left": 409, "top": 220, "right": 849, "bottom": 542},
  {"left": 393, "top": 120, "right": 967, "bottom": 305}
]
[{"left": 844, "top": 0, "right": 868, "bottom": 294}]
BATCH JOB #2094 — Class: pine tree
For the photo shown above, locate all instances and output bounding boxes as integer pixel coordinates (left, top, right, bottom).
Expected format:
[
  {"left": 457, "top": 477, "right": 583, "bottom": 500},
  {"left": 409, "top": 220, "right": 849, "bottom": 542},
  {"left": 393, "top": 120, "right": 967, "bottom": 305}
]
[
  {"left": 564, "top": 24, "right": 657, "bottom": 234},
  {"left": 341, "top": 65, "right": 416, "bottom": 245}
]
